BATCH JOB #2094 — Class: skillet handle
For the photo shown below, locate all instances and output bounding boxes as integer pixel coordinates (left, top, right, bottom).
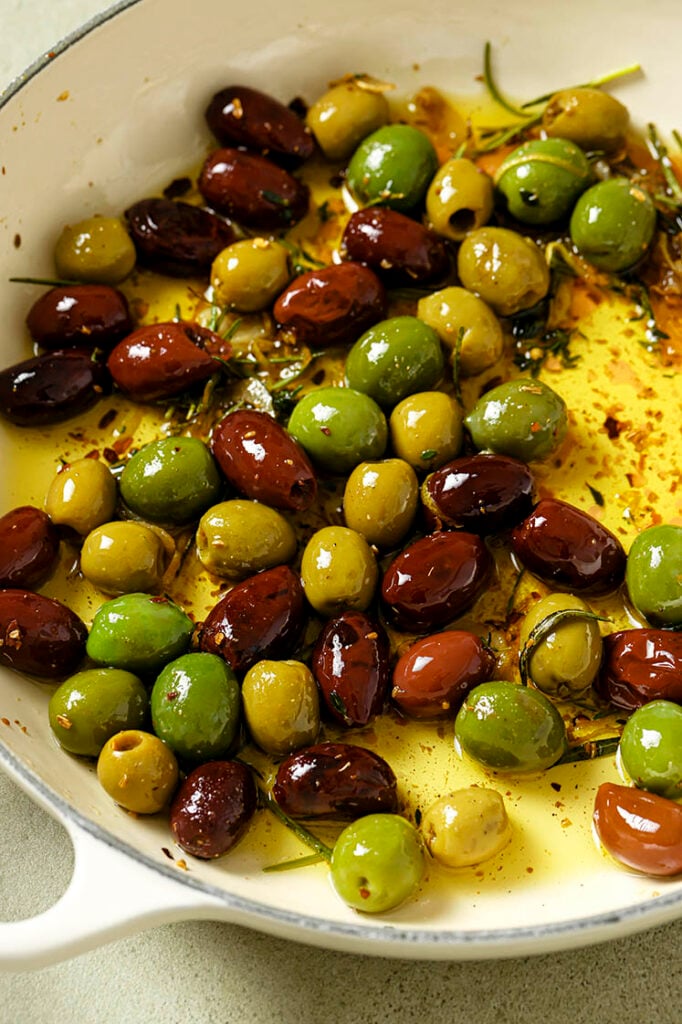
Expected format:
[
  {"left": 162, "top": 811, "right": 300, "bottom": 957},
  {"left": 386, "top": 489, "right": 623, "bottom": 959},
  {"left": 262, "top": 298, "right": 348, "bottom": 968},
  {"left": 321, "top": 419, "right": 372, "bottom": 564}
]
[{"left": 0, "top": 818, "right": 224, "bottom": 971}]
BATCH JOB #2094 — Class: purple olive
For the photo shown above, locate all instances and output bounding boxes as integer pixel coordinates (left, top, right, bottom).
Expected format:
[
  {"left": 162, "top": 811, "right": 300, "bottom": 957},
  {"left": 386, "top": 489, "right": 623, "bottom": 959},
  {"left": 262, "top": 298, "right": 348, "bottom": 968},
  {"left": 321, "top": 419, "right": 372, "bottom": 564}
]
[
  {"left": 422, "top": 453, "right": 535, "bottom": 534},
  {"left": 0, "top": 348, "right": 108, "bottom": 425},
  {"left": 26, "top": 284, "right": 133, "bottom": 350},
  {"left": 312, "top": 611, "right": 390, "bottom": 725},
  {"left": 170, "top": 760, "right": 257, "bottom": 859},
  {"left": 107, "top": 321, "right": 222, "bottom": 402},
  {"left": 273, "top": 742, "right": 398, "bottom": 818},
  {"left": 205, "top": 85, "right": 314, "bottom": 167},
  {"left": 596, "top": 629, "right": 682, "bottom": 710},
  {"left": 198, "top": 148, "right": 310, "bottom": 230},
  {"left": 0, "top": 507, "right": 60, "bottom": 589},
  {"left": 273, "top": 262, "right": 386, "bottom": 347},
  {"left": 124, "top": 198, "right": 235, "bottom": 277},
  {"left": 0, "top": 589, "right": 87, "bottom": 679},
  {"left": 341, "top": 207, "right": 450, "bottom": 284}
]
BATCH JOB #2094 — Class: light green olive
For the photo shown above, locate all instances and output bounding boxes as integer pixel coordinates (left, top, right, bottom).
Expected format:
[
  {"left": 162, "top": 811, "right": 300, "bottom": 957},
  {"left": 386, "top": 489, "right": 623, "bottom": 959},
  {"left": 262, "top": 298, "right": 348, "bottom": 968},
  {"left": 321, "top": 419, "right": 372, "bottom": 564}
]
[
  {"left": 543, "top": 87, "right": 630, "bottom": 152},
  {"left": 457, "top": 227, "right": 550, "bottom": 317},
  {"left": 346, "top": 124, "right": 438, "bottom": 212},
  {"left": 196, "top": 499, "right": 296, "bottom": 580},
  {"left": 80, "top": 521, "right": 170, "bottom": 595},
  {"left": 518, "top": 593, "right": 603, "bottom": 698},
  {"left": 54, "top": 216, "right": 136, "bottom": 284},
  {"left": 331, "top": 814, "right": 424, "bottom": 912},
  {"left": 343, "top": 459, "right": 418, "bottom": 548},
  {"left": 389, "top": 391, "right": 463, "bottom": 472},
  {"left": 306, "top": 80, "right": 390, "bottom": 161},
  {"left": 421, "top": 788, "right": 512, "bottom": 868},
  {"left": 465, "top": 377, "right": 568, "bottom": 461},
  {"left": 210, "top": 238, "right": 291, "bottom": 312},
  {"left": 494, "top": 138, "right": 592, "bottom": 225},
  {"left": 300, "top": 525, "right": 378, "bottom": 616},
  {"left": 426, "top": 157, "right": 494, "bottom": 241},
  {"left": 44, "top": 458, "right": 117, "bottom": 536},
  {"left": 570, "top": 178, "right": 656, "bottom": 273},
  {"left": 417, "top": 286, "right": 504, "bottom": 377},
  {"left": 241, "top": 659, "right": 320, "bottom": 755}
]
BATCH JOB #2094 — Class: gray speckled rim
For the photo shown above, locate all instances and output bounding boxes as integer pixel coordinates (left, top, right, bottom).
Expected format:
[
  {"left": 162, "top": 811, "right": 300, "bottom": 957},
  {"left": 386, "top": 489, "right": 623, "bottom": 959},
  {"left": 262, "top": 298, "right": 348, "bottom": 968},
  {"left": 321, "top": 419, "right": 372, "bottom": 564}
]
[{"left": 2, "top": 0, "right": 682, "bottom": 958}]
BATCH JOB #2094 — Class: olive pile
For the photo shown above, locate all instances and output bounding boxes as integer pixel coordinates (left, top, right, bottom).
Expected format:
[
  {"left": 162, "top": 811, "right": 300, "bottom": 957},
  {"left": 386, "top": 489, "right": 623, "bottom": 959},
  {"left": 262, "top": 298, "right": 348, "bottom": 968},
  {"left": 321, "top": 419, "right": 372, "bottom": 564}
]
[{"left": 1, "top": 70, "right": 682, "bottom": 912}]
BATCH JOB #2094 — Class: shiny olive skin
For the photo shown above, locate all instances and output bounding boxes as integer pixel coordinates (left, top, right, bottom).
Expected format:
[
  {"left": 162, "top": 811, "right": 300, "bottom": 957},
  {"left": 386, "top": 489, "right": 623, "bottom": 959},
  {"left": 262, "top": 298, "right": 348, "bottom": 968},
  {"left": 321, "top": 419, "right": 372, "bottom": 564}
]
[
  {"left": 44, "top": 457, "right": 117, "bottom": 536},
  {"left": 417, "top": 286, "right": 504, "bottom": 378},
  {"left": 97, "top": 729, "right": 179, "bottom": 814},
  {"left": 151, "top": 652, "right": 241, "bottom": 762},
  {"left": 170, "top": 760, "right": 257, "bottom": 858},
  {"left": 199, "top": 564, "right": 306, "bottom": 674},
  {"left": 210, "top": 238, "right": 291, "bottom": 312},
  {"left": 81, "top": 521, "right": 169, "bottom": 594},
  {"left": 570, "top": 178, "right": 656, "bottom": 273},
  {"left": 107, "top": 321, "right": 221, "bottom": 403},
  {"left": 26, "top": 284, "right": 133, "bottom": 350},
  {"left": 242, "top": 658, "right": 320, "bottom": 755},
  {"left": 211, "top": 409, "right": 317, "bottom": 512},
  {"left": 273, "top": 742, "right": 398, "bottom": 818},
  {"left": 596, "top": 629, "right": 682, "bottom": 711},
  {"left": 620, "top": 700, "right": 682, "bottom": 800},
  {"left": 287, "top": 386, "right": 387, "bottom": 475},
  {"left": 196, "top": 499, "right": 296, "bottom": 580},
  {"left": 381, "top": 531, "right": 491, "bottom": 633},
  {"left": 626, "top": 524, "right": 682, "bottom": 628},
  {"left": 0, "top": 589, "right": 87, "bottom": 679},
  {"left": 457, "top": 227, "right": 550, "bottom": 316},
  {"left": 54, "top": 216, "right": 136, "bottom": 284},
  {"left": 421, "top": 788, "right": 512, "bottom": 868},
  {"left": 124, "top": 198, "right": 236, "bottom": 277},
  {"left": 518, "top": 593, "right": 602, "bottom": 698},
  {"left": 198, "top": 148, "right": 310, "bottom": 230},
  {"left": 0, "top": 506, "right": 59, "bottom": 589},
  {"left": 86, "top": 593, "right": 194, "bottom": 676},
  {"left": 593, "top": 781, "right": 682, "bottom": 877},
  {"left": 495, "top": 138, "right": 592, "bottom": 226},
  {"left": 511, "top": 498, "right": 626, "bottom": 594},
  {"left": 205, "top": 85, "right": 314, "bottom": 167},
  {"left": 345, "top": 316, "right": 444, "bottom": 408},
  {"left": 455, "top": 680, "right": 567, "bottom": 772},
  {"left": 120, "top": 436, "right": 221, "bottom": 525},
  {"left": 331, "top": 813, "right": 424, "bottom": 913},
  {"left": 392, "top": 630, "right": 495, "bottom": 718},
  {"left": 306, "top": 81, "right": 389, "bottom": 161},
  {"left": 389, "top": 391, "right": 463, "bottom": 472},
  {"left": 425, "top": 157, "right": 494, "bottom": 241},
  {"left": 301, "top": 526, "right": 377, "bottom": 616},
  {"left": 0, "top": 348, "right": 108, "bottom": 426},
  {"left": 465, "top": 378, "right": 568, "bottom": 462},
  {"left": 422, "top": 454, "right": 534, "bottom": 535},
  {"left": 49, "top": 668, "right": 147, "bottom": 757},
  {"left": 543, "top": 88, "right": 629, "bottom": 152},
  {"left": 273, "top": 262, "right": 386, "bottom": 348},
  {"left": 312, "top": 610, "right": 390, "bottom": 726},
  {"left": 343, "top": 458, "right": 418, "bottom": 548},
  {"left": 346, "top": 124, "right": 438, "bottom": 212},
  {"left": 341, "top": 208, "right": 449, "bottom": 285}
]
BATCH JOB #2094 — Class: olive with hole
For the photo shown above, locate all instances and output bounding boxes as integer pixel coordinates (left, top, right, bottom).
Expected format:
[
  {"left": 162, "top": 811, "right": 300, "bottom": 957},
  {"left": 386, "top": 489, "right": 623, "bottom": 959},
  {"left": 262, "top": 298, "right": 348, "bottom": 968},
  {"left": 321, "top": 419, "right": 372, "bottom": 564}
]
[
  {"left": 0, "top": 348, "right": 108, "bottom": 426},
  {"left": 422, "top": 453, "right": 534, "bottom": 534},
  {"left": 343, "top": 458, "right": 418, "bottom": 548},
  {"left": 97, "top": 729, "right": 178, "bottom": 814},
  {"left": 389, "top": 391, "right": 463, "bottom": 472},
  {"left": 543, "top": 87, "right": 629, "bottom": 152},
  {"left": 49, "top": 668, "right": 148, "bottom": 757},
  {"left": 494, "top": 137, "right": 592, "bottom": 225},
  {"left": 107, "top": 321, "right": 221, "bottom": 403},
  {"left": 625, "top": 524, "right": 682, "bottom": 628},
  {"left": 306, "top": 80, "right": 389, "bottom": 161},
  {"left": 287, "top": 386, "right": 387, "bottom": 474},
  {"left": 210, "top": 238, "right": 291, "bottom": 312},
  {"left": 346, "top": 124, "right": 438, "bottom": 212},
  {"left": 518, "top": 593, "right": 603, "bottom": 698},
  {"left": 392, "top": 630, "right": 495, "bottom": 718},
  {"left": 425, "top": 157, "right": 494, "bottom": 240},
  {"left": 205, "top": 84, "right": 314, "bottom": 167},
  {"left": 198, "top": 148, "right": 310, "bottom": 230},
  {"left": 570, "top": 177, "right": 656, "bottom": 273},
  {"left": 124, "top": 198, "right": 236, "bottom": 277},
  {"left": 465, "top": 377, "right": 568, "bottom": 461},
  {"left": 120, "top": 436, "right": 221, "bottom": 525},
  {"left": 26, "top": 284, "right": 133, "bottom": 350},
  {"left": 196, "top": 499, "right": 297, "bottom": 580},
  {"left": 80, "top": 521, "right": 170, "bottom": 594},
  {"left": 312, "top": 610, "right": 390, "bottom": 726},
  {"left": 619, "top": 700, "right": 682, "bottom": 800},
  {"left": 0, "top": 589, "right": 87, "bottom": 679},
  {"left": 170, "top": 760, "right": 257, "bottom": 858},
  {"left": 273, "top": 742, "right": 398, "bottom": 818},
  {"left": 301, "top": 525, "right": 378, "bottom": 617},
  {"left": 421, "top": 788, "right": 512, "bottom": 868},
  {"left": 341, "top": 207, "right": 449, "bottom": 285},
  {"left": 44, "top": 457, "right": 117, "bottom": 536},
  {"left": 0, "top": 506, "right": 59, "bottom": 589},
  {"left": 417, "top": 286, "right": 504, "bottom": 378},
  {"left": 54, "top": 216, "right": 136, "bottom": 284},
  {"left": 242, "top": 658, "right": 320, "bottom": 756},
  {"left": 86, "top": 592, "right": 194, "bottom": 676},
  {"left": 596, "top": 629, "right": 682, "bottom": 711},
  {"left": 331, "top": 813, "right": 424, "bottom": 913},
  {"left": 457, "top": 227, "right": 550, "bottom": 316},
  {"left": 345, "top": 316, "right": 444, "bottom": 407}
]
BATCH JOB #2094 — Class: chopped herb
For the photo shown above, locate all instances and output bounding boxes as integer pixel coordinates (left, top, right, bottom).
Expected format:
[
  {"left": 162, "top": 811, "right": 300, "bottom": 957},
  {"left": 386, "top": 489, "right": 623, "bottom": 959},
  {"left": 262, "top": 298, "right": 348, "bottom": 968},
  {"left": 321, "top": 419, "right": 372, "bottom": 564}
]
[
  {"left": 222, "top": 317, "right": 243, "bottom": 341},
  {"left": 420, "top": 448, "right": 437, "bottom": 461},
  {"left": 9, "top": 276, "right": 77, "bottom": 287},
  {"left": 317, "top": 200, "right": 332, "bottom": 222},
  {"left": 587, "top": 483, "right": 605, "bottom": 507},
  {"left": 329, "top": 690, "right": 349, "bottom": 719},
  {"left": 452, "top": 325, "right": 465, "bottom": 405},
  {"left": 555, "top": 736, "right": 621, "bottom": 765},
  {"left": 505, "top": 568, "right": 526, "bottom": 621},
  {"left": 263, "top": 853, "right": 325, "bottom": 873}
]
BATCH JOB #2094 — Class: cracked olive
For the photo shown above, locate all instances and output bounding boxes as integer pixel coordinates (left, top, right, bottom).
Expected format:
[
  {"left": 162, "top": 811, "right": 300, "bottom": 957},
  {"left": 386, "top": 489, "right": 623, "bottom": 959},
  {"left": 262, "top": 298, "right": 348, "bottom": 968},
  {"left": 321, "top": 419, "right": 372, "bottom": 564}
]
[
  {"left": 625, "top": 524, "right": 682, "bottom": 628},
  {"left": 97, "top": 729, "right": 178, "bottom": 814},
  {"left": 457, "top": 227, "right": 550, "bottom": 316},
  {"left": 210, "top": 238, "right": 290, "bottom": 312},
  {"left": 301, "top": 525, "right": 378, "bottom": 616},
  {"left": 343, "top": 458, "right": 418, "bottom": 548},
  {"left": 346, "top": 124, "right": 438, "bottom": 212},
  {"left": 331, "top": 813, "right": 424, "bottom": 913},
  {"left": 242, "top": 658, "right": 320, "bottom": 755},
  {"left": 619, "top": 700, "right": 682, "bottom": 800},
  {"left": 421, "top": 788, "right": 512, "bottom": 868},
  {"left": 87, "top": 593, "right": 194, "bottom": 676},
  {"left": 518, "top": 593, "right": 602, "bottom": 698},
  {"left": 49, "top": 667, "right": 148, "bottom": 757},
  {"left": 54, "top": 216, "right": 136, "bottom": 284},
  {"left": 80, "top": 521, "right": 170, "bottom": 595},
  {"left": 306, "top": 81, "right": 389, "bottom": 161},
  {"left": 495, "top": 137, "right": 592, "bottom": 225},
  {"left": 196, "top": 499, "right": 296, "bottom": 580},
  {"left": 425, "top": 157, "right": 494, "bottom": 240},
  {"left": 543, "top": 87, "right": 629, "bottom": 152},
  {"left": 287, "top": 386, "right": 387, "bottom": 474},
  {"left": 570, "top": 177, "right": 656, "bottom": 272},
  {"left": 389, "top": 391, "right": 463, "bottom": 472},
  {"left": 417, "top": 286, "right": 504, "bottom": 378},
  {"left": 465, "top": 377, "right": 568, "bottom": 461},
  {"left": 345, "top": 316, "right": 444, "bottom": 407},
  {"left": 120, "top": 437, "right": 221, "bottom": 525},
  {"left": 45, "top": 457, "right": 117, "bottom": 536}
]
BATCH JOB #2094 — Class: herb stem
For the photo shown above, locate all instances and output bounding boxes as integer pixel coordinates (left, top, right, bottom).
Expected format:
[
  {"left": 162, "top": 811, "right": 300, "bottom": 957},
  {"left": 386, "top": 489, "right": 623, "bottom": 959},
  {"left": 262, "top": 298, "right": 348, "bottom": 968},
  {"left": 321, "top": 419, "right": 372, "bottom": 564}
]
[
  {"left": 483, "top": 42, "right": 528, "bottom": 118},
  {"left": 520, "top": 63, "right": 641, "bottom": 110},
  {"left": 259, "top": 787, "right": 334, "bottom": 863}
]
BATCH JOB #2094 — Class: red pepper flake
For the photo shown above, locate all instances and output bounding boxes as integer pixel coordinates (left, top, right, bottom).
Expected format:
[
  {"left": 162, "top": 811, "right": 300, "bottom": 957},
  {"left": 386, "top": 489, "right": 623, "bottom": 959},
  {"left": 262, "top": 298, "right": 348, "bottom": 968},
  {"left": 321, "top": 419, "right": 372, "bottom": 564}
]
[
  {"left": 56, "top": 714, "right": 72, "bottom": 730},
  {"left": 603, "top": 415, "right": 623, "bottom": 440},
  {"left": 166, "top": 691, "right": 178, "bottom": 701},
  {"left": 320, "top": 426, "right": 331, "bottom": 436},
  {"left": 13, "top": 234, "right": 21, "bottom": 248},
  {"left": 359, "top": 887, "right": 371, "bottom": 899},
  {"left": 1, "top": 718, "right": 10, "bottom": 727}
]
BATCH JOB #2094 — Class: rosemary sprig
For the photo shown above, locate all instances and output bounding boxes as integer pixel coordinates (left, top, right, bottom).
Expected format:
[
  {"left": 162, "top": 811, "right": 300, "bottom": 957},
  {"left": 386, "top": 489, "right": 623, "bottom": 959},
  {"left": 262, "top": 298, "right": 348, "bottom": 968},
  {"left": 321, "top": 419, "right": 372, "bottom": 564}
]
[
  {"left": 519, "top": 609, "right": 611, "bottom": 688},
  {"left": 483, "top": 41, "right": 528, "bottom": 118},
  {"left": 258, "top": 786, "right": 333, "bottom": 863},
  {"left": 555, "top": 736, "right": 621, "bottom": 765},
  {"left": 647, "top": 123, "right": 682, "bottom": 205},
  {"left": 263, "top": 853, "right": 326, "bottom": 873},
  {"left": 452, "top": 325, "right": 465, "bottom": 406},
  {"left": 9, "top": 276, "right": 76, "bottom": 287},
  {"left": 519, "top": 63, "right": 641, "bottom": 110}
]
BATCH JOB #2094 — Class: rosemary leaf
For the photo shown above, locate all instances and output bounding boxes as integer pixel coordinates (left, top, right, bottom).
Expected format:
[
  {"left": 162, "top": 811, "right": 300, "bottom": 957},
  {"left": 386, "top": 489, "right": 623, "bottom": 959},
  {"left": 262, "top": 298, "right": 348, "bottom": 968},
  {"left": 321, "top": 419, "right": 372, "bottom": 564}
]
[
  {"left": 263, "top": 853, "right": 326, "bottom": 873},
  {"left": 483, "top": 42, "right": 528, "bottom": 118},
  {"left": 519, "top": 63, "right": 641, "bottom": 110},
  {"left": 555, "top": 736, "right": 620, "bottom": 765},
  {"left": 519, "top": 609, "right": 611, "bottom": 687},
  {"left": 259, "top": 787, "right": 333, "bottom": 863}
]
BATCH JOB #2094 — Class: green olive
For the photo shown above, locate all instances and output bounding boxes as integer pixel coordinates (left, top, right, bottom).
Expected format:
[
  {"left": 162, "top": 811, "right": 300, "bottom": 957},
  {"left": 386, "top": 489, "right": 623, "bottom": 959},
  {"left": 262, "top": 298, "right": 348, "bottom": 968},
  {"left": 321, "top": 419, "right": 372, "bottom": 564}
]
[
  {"left": 120, "top": 437, "right": 221, "bottom": 525},
  {"left": 543, "top": 87, "right": 630, "bottom": 152},
  {"left": 494, "top": 138, "right": 592, "bottom": 225},
  {"left": 54, "top": 216, "right": 136, "bottom": 284},
  {"left": 343, "top": 458, "right": 418, "bottom": 548},
  {"left": 417, "top": 286, "right": 504, "bottom": 377},
  {"left": 457, "top": 227, "right": 550, "bottom": 316},
  {"left": 331, "top": 814, "right": 424, "bottom": 913},
  {"left": 86, "top": 592, "right": 194, "bottom": 676},
  {"left": 570, "top": 177, "right": 656, "bottom": 273},
  {"left": 625, "top": 524, "right": 682, "bottom": 627},
  {"left": 425, "top": 157, "right": 494, "bottom": 240},
  {"left": 300, "top": 525, "right": 378, "bottom": 615},
  {"left": 465, "top": 377, "right": 568, "bottom": 461},
  {"left": 210, "top": 238, "right": 290, "bottom": 312},
  {"left": 518, "top": 593, "right": 603, "bottom": 698},
  {"left": 196, "top": 499, "right": 296, "bottom": 580},
  {"left": 421, "top": 788, "right": 512, "bottom": 868},
  {"left": 81, "top": 521, "right": 170, "bottom": 594},
  {"left": 287, "top": 386, "right": 387, "bottom": 474},
  {"left": 389, "top": 391, "right": 463, "bottom": 472},
  {"left": 49, "top": 668, "right": 148, "bottom": 757},
  {"left": 619, "top": 700, "right": 682, "bottom": 799},
  {"left": 306, "top": 80, "right": 390, "bottom": 161},
  {"left": 241, "top": 659, "right": 319, "bottom": 756},
  {"left": 346, "top": 124, "right": 438, "bottom": 212},
  {"left": 97, "top": 729, "right": 178, "bottom": 814},
  {"left": 345, "top": 316, "right": 444, "bottom": 407},
  {"left": 44, "top": 458, "right": 117, "bottom": 536}
]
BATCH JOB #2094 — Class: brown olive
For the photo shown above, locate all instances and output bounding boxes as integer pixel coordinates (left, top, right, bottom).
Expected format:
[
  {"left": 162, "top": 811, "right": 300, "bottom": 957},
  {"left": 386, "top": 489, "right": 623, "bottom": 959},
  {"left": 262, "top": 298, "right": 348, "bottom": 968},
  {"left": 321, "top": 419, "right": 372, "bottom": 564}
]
[
  {"left": 107, "top": 321, "right": 221, "bottom": 402},
  {"left": 273, "top": 262, "right": 386, "bottom": 347},
  {"left": 341, "top": 208, "right": 450, "bottom": 285},
  {"left": 0, "top": 588, "right": 87, "bottom": 679},
  {"left": 170, "top": 760, "right": 257, "bottom": 858},
  {"left": 312, "top": 610, "right": 390, "bottom": 726},
  {"left": 124, "top": 198, "right": 235, "bottom": 277},
  {"left": 198, "top": 148, "right": 310, "bottom": 230},
  {"left": 26, "top": 284, "right": 133, "bottom": 350},
  {"left": 596, "top": 629, "right": 682, "bottom": 711},
  {"left": 0, "top": 348, "right": 108, "bottom": 426},
  {"left": 0, "top": 506, "right": 59, "bottom": 589},
  {"left": 392, "top": 630, "right": 495, "bottom": 718},
  {"left": 593, "top": 782, "right": 682, "bottom": 877},
  {"left": 205, "top": 85, "right": 314, "bottom": 167},
  {"left": 273, "top": 742, "right": 398, "bottom": 818},
  {"left": 422, "top": 454, "right": 535, "bottom": 535}
]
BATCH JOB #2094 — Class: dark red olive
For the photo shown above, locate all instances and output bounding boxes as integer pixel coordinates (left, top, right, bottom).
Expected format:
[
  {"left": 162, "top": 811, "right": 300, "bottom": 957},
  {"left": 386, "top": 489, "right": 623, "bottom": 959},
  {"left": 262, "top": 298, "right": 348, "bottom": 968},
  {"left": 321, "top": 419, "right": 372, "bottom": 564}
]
[
  {"left": 124, "top": 198, "right": 235, "bottom": 277},
  {"left": 199, "top": 564, "right": 306, "bottom": 674},
  {"left": 510, "top": 498, "right": 626, "bottom": 593},
  {"left": 0, "top": 348, "right": 108, "bottom": 426},
  {"left": 391, "top": 630, "right": 495, "bottom": 718},
  {"left": 205, "top": 85, "right": 314, "bottom": 167},
  {"left": 595, "top": 629, "right": 682, "bottom": 711},
  {"left": 0, "top": 589, "right": 87, "bottom": 678},
  {"left": 107, "top": 321, "right": 223, "bottom": 402},
  {"left": 198, "top": 148, "right": 310, "bottom": 230},
  {"left": 211, "top": 409, "right": 317, "bottom": 511},
  {"left": 170, "top": 760, "right": 257, "bottom": 859},
  {"left": 312, "top": 611, "right": 390, "bottom": 726},
  {"left": 341, "top": 207, "right": 450, "bottom": 284},
  {"left": 25, "top": 284, "right": 133, "bottom": 350},
  {"left": 273, "top": 262, "right": 386, "bottom": 347},
  {"left": 273, "top": 742, "right": 398, "bottom": 818},
  {"left": 0, "top": 507, "right": 60, "bottom": 589},
  {"left": 593, "top": 782, "right": 682, "bottom": 877},
  {"left": 423, "top": 453, "right": 535, "bottom": 535},
  {"left": 381, "top": 531, "right": 491, "bottom": 633}
]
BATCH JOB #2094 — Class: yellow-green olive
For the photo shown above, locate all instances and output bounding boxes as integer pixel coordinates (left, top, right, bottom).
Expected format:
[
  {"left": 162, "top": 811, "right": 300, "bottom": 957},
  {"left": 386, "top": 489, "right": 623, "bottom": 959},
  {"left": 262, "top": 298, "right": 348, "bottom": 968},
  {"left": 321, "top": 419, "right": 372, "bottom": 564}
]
[
  {"left": 242, "top": 659, "right": 320, "bottom": 755},
  {"left": 343, "top": 459, "right": 418, "bottom": 548},
  {"left": 300, "top": 525, "right": 378, "bottom": 616},
  {"left": 417, "top": 286, "right": 504, "bottom": 377},
  {"left": 54, "top": 216, "right": 136, "bottom": 284},
  {"left": 542, "top": 87, "right": 630, "bottom": 153},
  {"left": 97, "top": 729, "right": 179, "bottom": 814},
  {"left": 518, "top": 592, "right": 603, "bottom": 698},
  {"left": 457, "top": 227, "right": 550, "bottom": 317},
  {"left": 45, "top": 457, "right": 117, "bottom": 536},
  {"left": 210, "top": 238, "right": 291, "bottom": 312},
  {"left": 196, "top": 499, "right": 297, "bottom": 580},
  {"left": 421, "top": 788, "right": 512, "bottom": 868},
  {"left": 389, "top": 391, "right": 463, "bottom": 472},
  {"left": 306, "top": 80, "right": 390, "bottom": 161},
  {"left": 426, "top": 157, "right": 494, "bottom": 241},
  {"left": 80, "top": 521, "right": 170, "bottom": 595}
]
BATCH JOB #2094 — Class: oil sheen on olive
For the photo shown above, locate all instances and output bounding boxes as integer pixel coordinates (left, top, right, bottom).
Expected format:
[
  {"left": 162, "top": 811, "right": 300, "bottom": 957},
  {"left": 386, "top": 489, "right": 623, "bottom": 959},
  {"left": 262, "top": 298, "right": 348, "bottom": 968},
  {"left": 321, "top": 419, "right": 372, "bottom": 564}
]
[
  {"left": 198, "top": 148, "right": 310, "bottom": 230},
  {"left": 625, "top": 524, "right": 682, "bottom": 628},
  {"left": 107, "top": 321, "right": 221, "bottom": 403},
  {"left": 273, "top": 742, "right": 398, "bottom": 818},
  {"left": 457, "top": 226, "right": 550, "bottom": 316},
  {"left": 97, "top": 730, "right": 179, "bottom": 814},
  {"left": 464, "top": 378, "right": 568, "bottom": 462},
  {"left": 287, "top": 386, "right": 388, "bottom": 475},
  {"left": 343, "top": 458, "right": 418, "bottom": 548},
  {"left": 196, "top": 499, "right": 297, "bottom": 580},
  {"left": 49, "top": 667, "right": 148, "bottom": 757},
  {"left": 26, "top": 284, "right": 133, "bottom": 350},
  {"left": 124, "top": 198, "right": 236, "bottom": 277},
  {"left": 306, "top": 80, "right": 389, "bottom": 161},
  {"left": 0, "top": 589, "right": 88, "bottom": 679},
  {"left": 422, "top": 453, "right": 534, "bottom": 534},
  {"left": 341, "top": 207, "right": 449, "bottom": 285},
  {"left": 80, "top": 521, "right": 169, "bottom": 594},
  {"left": 86, "top": 593, "right": 194, "bottom": 676},
  {"left": 241, "top": 658, "right": 320, "bottom": 756},
  {"left": 392, "top": 630, "right": 495, "bottom": 718},
  {"left": 0, "top": 506, "right": 59, "bottom": 589},
  {"left": 300, "top": 526, "right": 378, "bottom": 616},
  {"left": 170, "top": 760, "right": 257, "bottom": 859},
  {"left": 596, "top": 629, "right": 682, "bottom": 711},
  {"left": 619, "top": 700, "right": 682, "bottom": 800},
  {"left": 0, "top": 348, "right": 108, "bottom": 426},
  {"left": 518, "top": 593, "right": 602, "bottom": 698},
  {"left": 205, "top": 84, "right": 314, "bottom": 167},
  {"left": 389, "top": 391, "right": 463, "bottom": 472},
  {"left": 54, "top": 216, "right": 136, "bottom": 284},
  {"left": 593, "top": 782, "right": 682, "bottom": 877},
  {"left": 312, "top": 610, "right": 390, "bottom": 726},
  {"left": 44, "top": 457, "right": 117, "bottom": 536},
  {"left": 119, "top": 436, "right": 221, "bottom": 525}
]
